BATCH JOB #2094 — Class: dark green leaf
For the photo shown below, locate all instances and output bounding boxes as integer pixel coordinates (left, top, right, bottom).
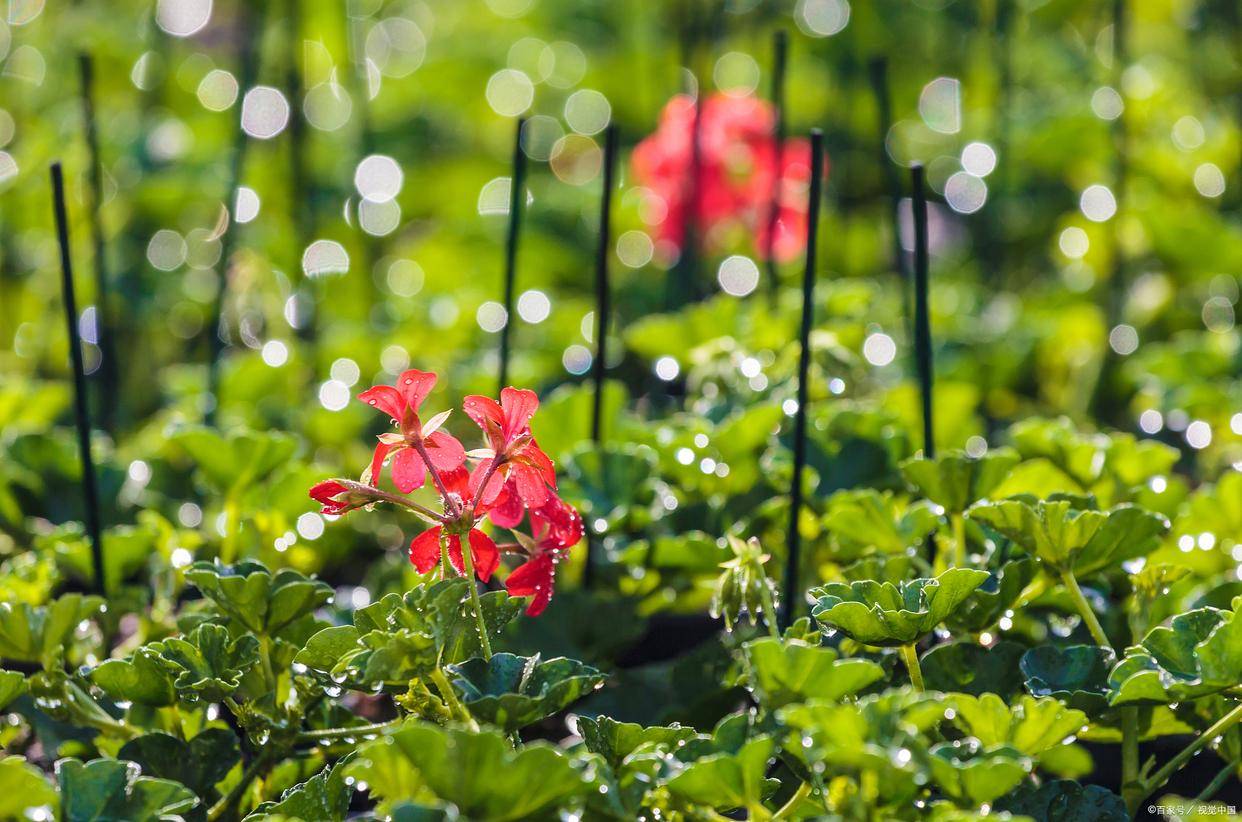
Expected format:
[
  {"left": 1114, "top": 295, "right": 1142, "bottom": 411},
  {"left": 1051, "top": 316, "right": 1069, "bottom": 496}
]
[
  {"left": 449, "top": 653, "right": 605, "bottom": 733},
  {"left": 900, "top": 448, "right": 1020, "bottom": 513},
  {"left": 246, "top": 753, "right": 355, "bottom": 820},
  {"left": 1020, "top": 645, "right": 1114, "bottom": 715},
  {"left": 88, "top": 648, "right": 176, "bottom": 708},
  {"left": 1108, "top": 601, "right": 1241, "bottom": 706},
  {"left": 118, "top": 728, "right": 240, "bottom": 799},
  {"left": 810, "top": 569, "right": 990, "bottom": 646},
  {"left": 185, "top": 560, "right": 333, "bottom": 639},
  {"left": 996, "top": 779, "right": 1127, "bottom": 821},
  {"left": 151, "top": 623, "right": 261, "bottom": 703},
  {"left": 921, "top": 641, "right": 1028, "bottom": 698},
  {"left": 56, "top": 757, "right": 198, "bottom": 821}
]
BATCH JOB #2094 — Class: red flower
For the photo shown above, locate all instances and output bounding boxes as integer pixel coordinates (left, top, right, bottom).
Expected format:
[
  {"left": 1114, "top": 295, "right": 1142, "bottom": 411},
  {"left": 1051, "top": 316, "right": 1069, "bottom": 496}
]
[
  {"left": 463, "top": 387, "right": 557, "bottom": 508},
  {"left": 409, "top": 525, "right": 500, "bottom": 583},
  {"left": 359, "top": 369, "right": 466, "bottom": 494},
  {"left": 632, "top": 92, "right": 822, "bottom": 264},
  {"left": 505, "top": 496, "right": 583, "bottom": 616},
  {"left": 309, "top": 479, "right": 379, "bottom": 516}
]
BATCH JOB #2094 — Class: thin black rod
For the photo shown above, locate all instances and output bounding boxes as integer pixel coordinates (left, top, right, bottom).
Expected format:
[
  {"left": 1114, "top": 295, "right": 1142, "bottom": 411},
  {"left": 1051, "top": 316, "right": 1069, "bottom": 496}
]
[
  {"left": 779, "top": 129, "right": 824, "bottom": 630},
  {"left": 286, "top": 0, "right": 316, "bottom": 345},
  {"left": 911, "top": 164, "right": 935, "bottom": 459},
  {"left": 867, "top": 57, "right": 912, "bottom": 330},
  {"left": 76, "top": 53, "right": 117, "bottom": 433},
  {"left": 764, "top": 29, "right": 788, "bottom": 297},
  {"left": 497, "top": 117, "right": 527, "bottom": 393},
  {"left": 583, "top": 124, "right": 619, "bottom": 592},
  {"left": 205, "top": 1, "right": 264, "bottom": 426},
  {"left": 591, "top": 124, "right": 619, "bottom": 446},
  {"left": 51, "top": 162, "right": 106, "bottom": 596}
]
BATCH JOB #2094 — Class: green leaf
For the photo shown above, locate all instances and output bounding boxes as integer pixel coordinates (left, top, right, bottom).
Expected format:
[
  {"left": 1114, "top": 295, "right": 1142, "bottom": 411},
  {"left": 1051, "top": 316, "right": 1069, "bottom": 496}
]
[
  {"left": 900, "top": 448, "right": 1020, "bottom": 513},
  {"left": 0, "top": 593, "right": 103, "bottom": 667},
  {"left": 561, "top": 442, "right": 658, "bottom": 524},
  {"left": 950, "top": 693, "right": 1088, "bottom": 755},
  {"left": 921, "top": 641, "right": 1028, "bottom": 698},
  {"left": 741, "top": 637, "right": 885, "bottom": 709},
  {"left": 56, "top": 757, "right": 198, "bottom": 821},
  {"left": 1020, "top": 645, "right": 1114, "bottom": 715},
  {"left": 185, "top": 560, "right": 333, "bottom": 639},
  {"left": 1108, "top": 602, "right": 1241, "bottom": 706},
  {"left": 823, "top": 489, "right": 940, "bottom": 557},
  {"left": 666, "top": 736, "right": 777, "bottom": 813},
  {"left": 996, "top": 779, "right": 1127, "bottom": 821},
  {"left": 118, "top": 728, "right": 240, "bottom": 799},
  {"left": 151, "top": 623, "right": 261, "bottom": 703},
  {"left": 810, "top": 568, "right": 990, "bottom": 646},
  {"left": 968, "top": 500, "right": 1166, "bottom": 576},
  {"left": 173, "top": 427, "right": 298, "bottom": 495},
  {"left": 0, "top": 756, "right": 57, "bottom": 821},
  {"left": 449, "top": 653, "right": 604, "bottom": 733},
  {"left": 0, "top": 669, "right": 27, "bottom": 711},
  {"left": 348, "top": 722, "right": 583, "bottom": 820},
  {"left": 1008, "top": 418, "right": 1102, "bottom": 489},
  {"left": 88, "top": 647, "right": 177, "bottom": 707},
  {"left": 577, "top": 715, "right": 701, "bottom": 769},
  {"left": 405, "top": 579, "right": 523, "bottom": 664},
  {"left": 928, "top": 740, "right": 1031, "bottom": 805},
  {"left": 247, "top": 754, "right": 355, "bottom": 820}
]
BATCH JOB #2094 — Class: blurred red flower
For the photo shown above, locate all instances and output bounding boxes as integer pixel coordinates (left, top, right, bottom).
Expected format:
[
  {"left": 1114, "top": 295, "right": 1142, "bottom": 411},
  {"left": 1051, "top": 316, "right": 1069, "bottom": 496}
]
[{"left": 632, "top": 92, "right": 822, "bottom": 264}]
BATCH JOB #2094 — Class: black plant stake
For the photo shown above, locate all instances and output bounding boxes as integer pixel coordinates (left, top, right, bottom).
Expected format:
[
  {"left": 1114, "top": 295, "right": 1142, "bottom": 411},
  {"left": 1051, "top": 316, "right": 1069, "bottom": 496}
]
[
  {"left": 51, "top": 163, "right": 107, "bottom": 596},
  {"left": 206, "top": 1, "right": 265, "bottom": 426},
  {"left": 764, "top": 29, "right": 788, "bottom": 297},
  {"left": 867, "top": 57, "right": 912, "bottom": 332},
  {"left": 911, "top": 164, "right": 935, "bottom": 458},
  {"left": 76, "top": 53, "right": 117, "bottom": 433},
  {"left": 779, "top": 129, "right": 824, "bottom": 629},
  {"left": 498, "top": 117, "right": 528, "bottom": 393},
  {"left": 584, "top": 124, "right": 620, "bottom": 590}
]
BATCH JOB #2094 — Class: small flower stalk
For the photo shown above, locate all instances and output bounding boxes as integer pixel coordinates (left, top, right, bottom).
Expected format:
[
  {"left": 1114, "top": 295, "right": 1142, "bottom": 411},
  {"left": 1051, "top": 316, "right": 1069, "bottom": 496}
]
[{"left": 310, "top": 370, "right": 584, "bottom": 652}]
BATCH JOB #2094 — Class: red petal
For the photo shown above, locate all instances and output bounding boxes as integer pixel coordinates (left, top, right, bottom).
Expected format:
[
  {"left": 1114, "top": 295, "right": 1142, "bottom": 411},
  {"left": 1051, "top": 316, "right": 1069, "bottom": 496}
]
[
  {"left": 468, "top": 459, "right": 506, "bottom": 506},
  {"left": 499, "top": 387, "right": 539, "bottom": 441},
  {"left": 358, "top": 385, "right": 406, "bottom": 422},
  {"left": 395, "top": 369, "right": 437, "bottom": 412},
  {"left": 522, "top": 440, "right": 557, "bottom": 489},
  {"left": 462, "top": 395, "right": 505, "bottom": 447},
  {"left": 424, "top": 431, "right": 466, "bottom": 472},
  {"left": 486, "top": 482, "right": 525, "bottom": 529},
  {"left": 505, "top": 554, "right": 555, "bottom": 616},
  {"left": 468, "top": 529, "right": 500, "bottom": 582},
  {"left": 369, "top": 442, "right": 394, "bottom": 487},
  {"left": 439, "top": 466, "right": 471, "bottom": 499},
  {"left": 391, "top": 448, "right": 428, "bottom": 494},
  {"left": 309, "top": 480, "right": 347, "bottom": 504},
  {"left": 409, "top": 527, "right": 442, "bottom": 573},
  {"left": 512, "top": 463, "right": 549, "bottom": 508},
  {"left": 446, "top": 534, "right": 465, "bottom": 576},
  {"left": 532, "top": 497, "right": 583, "bottom": 550}
]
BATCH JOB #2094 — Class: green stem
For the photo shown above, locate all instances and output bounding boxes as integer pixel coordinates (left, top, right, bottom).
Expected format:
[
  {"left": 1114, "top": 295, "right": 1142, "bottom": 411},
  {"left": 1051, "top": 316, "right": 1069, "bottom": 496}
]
[
  {"left": 900, "top": 644, "right": 924, "bottom": 691},
  {"left": 1059, "top": 569, "right": 1110, "bottom": 649},
  {"left": 296, "top": 717, "right": 403, "bottom": 743},
  {"left": 773, "top": 781, "right": 812, "bottom": 820},
  {"left": 1134, "top": 701, "right": 1242, "bottom": 811},
  {"left": 207, "top": 748, "right": 272, "bottom": 821},
  {"left": 951, "top": 512, "right": 966, "bottom": 567},
  {"left": 430, "top": 667, "right": 478, "bottom": 730},
  {"left": 458, "top": 537, "right": 493, "bottom": 660},
  {"left": 439, "top": 530, "right": 452, "bottom": 580},
  {"left": 1121, "top": 706, "right": 1140, "bottom": 809},
  {"left": 1195, "top": 757, "right": 1241, "bottom": 803},
  {"left": 221, "top": 495, "right": 240, "bottom": 563}
]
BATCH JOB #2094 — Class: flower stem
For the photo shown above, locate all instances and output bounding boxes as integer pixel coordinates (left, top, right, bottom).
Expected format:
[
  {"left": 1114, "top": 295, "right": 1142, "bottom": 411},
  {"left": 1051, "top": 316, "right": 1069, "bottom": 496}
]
[
  {"left": 430, "top": 667, "right": 478, "bottom": 730},
  {"left": 1059, "top": 569, "right": 1111, "bottom": 649},
  {"left": 900, "top": 644, "right": 924, "bottom": 691},
  {"left": 207, "top": 748, "right": 272, "bottom": 821},
  {"left": 951, "top": 512, "right": 967, "bottom": 567},
  {"left": 458, "top": 542, "right": 493, "bottom": 660},
  {"left": 1133, "top": 701, "right": 1242, "bottom": 812},
  {"left": 772, "top": 781, "right": 812, "bottom": 820},
  {"left": 339, "top": 479, "right": 445, "bottom": 523},
  {"left": 413, "top": 439, "right": 456, "bottom": 512},
  {"left": 468, "top": 456, "right": 504, "bottom": 521},
  {"left": 296, "top": 718, "right": 403, "bottom": 743},
  {"left": 1195, "top": 757, "right": 1241, "bottom": 803}
]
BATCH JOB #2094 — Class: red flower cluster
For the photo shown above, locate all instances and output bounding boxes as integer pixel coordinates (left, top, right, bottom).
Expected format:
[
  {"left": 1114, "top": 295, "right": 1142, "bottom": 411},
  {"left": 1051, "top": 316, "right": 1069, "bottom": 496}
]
[
  {"left": 632, "top": 92, "right": 822, "bottom": 264},
  {"left": 309, "top": 370, "right": 582, "bottom": 616}
]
